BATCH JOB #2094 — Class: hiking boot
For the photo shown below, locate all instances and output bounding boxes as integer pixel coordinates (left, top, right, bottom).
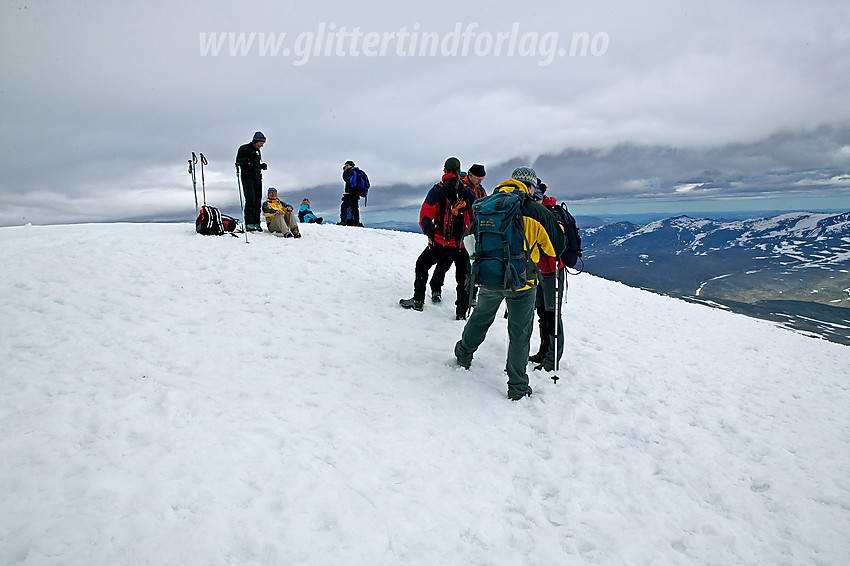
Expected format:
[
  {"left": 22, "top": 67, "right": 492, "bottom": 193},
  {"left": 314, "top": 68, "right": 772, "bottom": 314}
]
[
  {"left": 399, "top": 298, "right": 424, "bottom": 311},
  {"left": 293, "top": 232, "right": 302, "bottom": 238},
  {"left": 431, "top": 290, "right": 442, "bottom": 303},
  {"left": 247, "top": 224, "right": 262, "bottom": 232},
  {"left": 456, "top": 358, "right": 470, "bottom": 370},
  {"left": 283, "top": 232, "right": 293, "bottom": 238},
  {"left": 507, "top": 386, "right": 533, "bottom": 401},
  {"left": 534, "top": 362, "right": 554, "bottom": 372},
  {"left": 529, "top": 351, "right": 546, "bottom": 364},
  {"left": 455, "top": 313, "right": 466, "bottom": 321}
]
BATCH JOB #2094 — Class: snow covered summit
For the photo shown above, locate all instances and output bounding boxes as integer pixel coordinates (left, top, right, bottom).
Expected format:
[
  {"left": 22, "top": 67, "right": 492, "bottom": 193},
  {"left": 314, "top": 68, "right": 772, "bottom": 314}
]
[{"left": 1, "top": 222, "right": 849, "bottom": 565}]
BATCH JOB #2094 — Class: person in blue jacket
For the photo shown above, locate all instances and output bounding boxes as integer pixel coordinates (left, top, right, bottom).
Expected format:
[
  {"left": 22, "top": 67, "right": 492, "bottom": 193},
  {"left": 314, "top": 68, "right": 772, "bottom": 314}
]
[
  {"left": 340, "top": 160, "right": 363, "bottom": 226},
  {"left": 298, "top": 198, "right": 323, "bottom": 224}
]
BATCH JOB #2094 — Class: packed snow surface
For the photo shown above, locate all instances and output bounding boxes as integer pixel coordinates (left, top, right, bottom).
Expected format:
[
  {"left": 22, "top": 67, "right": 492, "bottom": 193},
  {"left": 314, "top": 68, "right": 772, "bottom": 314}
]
[{"left": 2, "top": 222, "right": 849, "bottom": 565}]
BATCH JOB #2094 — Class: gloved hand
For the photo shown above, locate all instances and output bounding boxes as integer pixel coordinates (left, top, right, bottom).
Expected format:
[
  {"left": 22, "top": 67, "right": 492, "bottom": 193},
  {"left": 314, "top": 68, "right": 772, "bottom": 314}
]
[{"left": 260, "top": 163, "right": 268, "bottom": 170}]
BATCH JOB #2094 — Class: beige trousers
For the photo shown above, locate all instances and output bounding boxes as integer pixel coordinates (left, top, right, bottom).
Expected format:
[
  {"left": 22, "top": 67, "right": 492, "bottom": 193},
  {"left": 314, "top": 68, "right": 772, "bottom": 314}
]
[{"left": 267, "top": 211, "right": 300, "bottom": 235}]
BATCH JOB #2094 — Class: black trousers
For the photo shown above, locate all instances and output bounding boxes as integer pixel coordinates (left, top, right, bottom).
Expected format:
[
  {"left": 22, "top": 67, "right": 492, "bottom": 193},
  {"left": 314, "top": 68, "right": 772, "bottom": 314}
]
[
  {"left": 340, "top": 193, "right": 361, "bottom": 225},
  {"left": 241, "top": 176, "right": 262, "bottom": 226},
  {"left": 533, "top": 270, "right": 566, "bottom": 364},
  {"left": 413, "top": 243, "right": 470, "bottom": 316}
]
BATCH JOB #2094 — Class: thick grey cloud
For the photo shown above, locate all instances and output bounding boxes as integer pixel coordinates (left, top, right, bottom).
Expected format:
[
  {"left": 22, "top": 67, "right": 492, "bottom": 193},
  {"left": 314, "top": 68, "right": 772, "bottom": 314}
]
[{"left": 1, "top": 0, "right": 849, "bottom": 226}]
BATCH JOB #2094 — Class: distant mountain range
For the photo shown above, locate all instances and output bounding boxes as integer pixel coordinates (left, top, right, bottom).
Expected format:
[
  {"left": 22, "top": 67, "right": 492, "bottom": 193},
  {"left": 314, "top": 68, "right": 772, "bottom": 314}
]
[
  {"left": 580, "top": 211, "right": 850, "bottom": 345},
  {"left": 370, "top": 211, "right": 850, "bottom": 345}
]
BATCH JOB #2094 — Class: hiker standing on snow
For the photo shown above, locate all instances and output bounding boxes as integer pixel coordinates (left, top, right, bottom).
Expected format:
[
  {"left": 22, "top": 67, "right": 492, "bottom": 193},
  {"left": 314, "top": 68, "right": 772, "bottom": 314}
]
[
  {"left": 429, "top": 163, "right": 487, "bottom": 306},
  {"left": 454, "top": 167, "right": 567, "bottom": 401},
  {"left": 235, "top": 131, "right": 268, "bottom": 232},
  {"left": 340, "top": 160, "right": 363, "bottom": 226},
  {"left": 400, "top": 157, "right": 476, "bottom": 319},
  {"left": 262, "top": 187, "right": 301, "bottom": 238},
  {"left": 529, "top": 181, "right": 566, "bottom": 372}
]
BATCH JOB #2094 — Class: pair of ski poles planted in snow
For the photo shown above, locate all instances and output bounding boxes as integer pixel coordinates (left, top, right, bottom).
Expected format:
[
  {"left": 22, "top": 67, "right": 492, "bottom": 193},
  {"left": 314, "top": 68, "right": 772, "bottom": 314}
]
[
  {"left": 188, "top": 152, "right": 208, "bottom": 214},
  {"left": 188, "top": 153, "right": 250, "bottom": 243}
]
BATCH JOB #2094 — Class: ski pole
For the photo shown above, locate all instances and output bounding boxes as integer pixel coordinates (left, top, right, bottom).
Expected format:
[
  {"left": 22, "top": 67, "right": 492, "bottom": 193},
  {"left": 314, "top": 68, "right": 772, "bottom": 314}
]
[
  {"left": 200, "top": 153, "right": 208, "bottom": 205},
  {"left": 552, "top": 267, "right": 560, "bottom": 384},
  {"left": 190, "top": 153, "right": 199, "bottom": 215},
  {"left": 235, "top": 164, "right": 249, "bottom": 244}
]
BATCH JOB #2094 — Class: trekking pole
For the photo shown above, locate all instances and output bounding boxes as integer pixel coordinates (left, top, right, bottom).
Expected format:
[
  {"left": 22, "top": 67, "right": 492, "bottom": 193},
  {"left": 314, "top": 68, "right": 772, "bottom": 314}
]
[
  {"left": 552, "top": 267, "right": 560, "bottom": 384},
  {"left": 189, "top": 153, "right": 198, "bottom": 215},
  {"left": 235, "top": 164, "right": 249, "bottom": 244},
  {"left": 200, "top": 153, "right": 208, "bottom": 205}
]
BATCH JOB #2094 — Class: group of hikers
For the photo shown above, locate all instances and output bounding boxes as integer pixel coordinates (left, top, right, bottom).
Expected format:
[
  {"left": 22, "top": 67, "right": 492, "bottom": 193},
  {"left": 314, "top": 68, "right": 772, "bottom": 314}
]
[
  {"left": 235, "top": 131, "right": 324, "bottom": 237},
  {"left": 235, "top": 132, "right": 362, "bottom": 234},
  {"left": 235, "top": 131, "right": 571, "bottom": 401},
  {"left": 398, "top": 157, "right": 569, "bottom": 401}
]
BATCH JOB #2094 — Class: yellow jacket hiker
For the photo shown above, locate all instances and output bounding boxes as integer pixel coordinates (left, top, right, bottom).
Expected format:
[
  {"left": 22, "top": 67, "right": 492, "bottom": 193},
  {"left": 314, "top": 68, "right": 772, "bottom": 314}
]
[
  {"left": 489, "top": 177, "right": 564, "bottom": 291},
  {"left": 454, "top": 166, "right": 567, "bottom": 401},
  {"left": 262, "top": 188, "right": 301, "bottom": 238}
]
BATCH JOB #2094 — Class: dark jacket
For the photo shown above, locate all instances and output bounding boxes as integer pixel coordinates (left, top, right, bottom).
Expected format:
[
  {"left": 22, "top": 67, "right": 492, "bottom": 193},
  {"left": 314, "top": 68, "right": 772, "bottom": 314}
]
[
  {"left": 236, "top": 142, "right": 263, "bottom": 181},
  {"left": 419, "top": 173, "right": 476, "bottom": 247},
  {"left": 536, "top": 196, "right": 566, "bottom": 274},
  {"left": 342, "top": 167, "right": 355, "bottom": 195}
]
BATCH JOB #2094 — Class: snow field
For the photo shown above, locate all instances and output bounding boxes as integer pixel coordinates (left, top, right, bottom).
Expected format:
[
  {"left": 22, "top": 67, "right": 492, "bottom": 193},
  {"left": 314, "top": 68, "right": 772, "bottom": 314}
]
[{"left": 1, "top": 222, "right": 848, "bottom": 565}]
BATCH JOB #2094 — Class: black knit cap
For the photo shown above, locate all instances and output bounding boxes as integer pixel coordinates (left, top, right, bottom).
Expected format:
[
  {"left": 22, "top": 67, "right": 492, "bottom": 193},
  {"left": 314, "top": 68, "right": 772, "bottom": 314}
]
[{"left": 468, "top": 164, "right": 486, "bottom": 177}]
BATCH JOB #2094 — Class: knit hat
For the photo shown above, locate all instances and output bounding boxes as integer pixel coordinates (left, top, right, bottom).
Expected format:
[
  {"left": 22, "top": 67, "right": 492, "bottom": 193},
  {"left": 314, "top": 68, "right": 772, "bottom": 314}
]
[
  {"left": 268, "top": 187, "right": 277, "bottom": 196},
  {"left": 511, "top": 166, "right": 538, "bottom": 186},
  {"left": 344, "top": 160, "right": 355, "bottom": 167},
  {"left": 253, "top": 131, "right": 266, "bottom": 143},
  {"left": 444, "top": 157, "right": 461, "bottom": 174},
  {"left": 468, "top": 163, "right": 486, "bottom": 178}
]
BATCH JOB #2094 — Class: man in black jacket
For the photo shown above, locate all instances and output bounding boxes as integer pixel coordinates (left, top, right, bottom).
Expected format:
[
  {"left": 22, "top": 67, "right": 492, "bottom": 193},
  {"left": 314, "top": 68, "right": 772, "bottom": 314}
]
[{"left": 235, "top": 131, "right": 268, "bottom": 231}]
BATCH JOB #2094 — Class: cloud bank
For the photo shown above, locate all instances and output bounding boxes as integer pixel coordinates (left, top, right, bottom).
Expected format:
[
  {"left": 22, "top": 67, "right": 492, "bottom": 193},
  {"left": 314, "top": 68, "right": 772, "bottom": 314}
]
[{"left": 1, "top": 0, "right": 849, "bottom": 226}]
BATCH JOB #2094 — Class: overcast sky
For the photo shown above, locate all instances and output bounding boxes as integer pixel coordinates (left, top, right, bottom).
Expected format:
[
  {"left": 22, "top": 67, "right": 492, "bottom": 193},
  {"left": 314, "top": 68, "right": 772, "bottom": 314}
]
[{"left": 2, "top": 0, "right": 849, "bottom": 226}]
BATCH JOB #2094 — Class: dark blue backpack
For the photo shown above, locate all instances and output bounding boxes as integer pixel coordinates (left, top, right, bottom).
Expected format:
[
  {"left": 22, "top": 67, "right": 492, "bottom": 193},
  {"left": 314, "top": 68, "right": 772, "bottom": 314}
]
[
  {"left": 351, "top": 167, "right": 370, "bottom": 202},
  {"left": 470, "top": 191, "right": 531, "bottom": 290}
]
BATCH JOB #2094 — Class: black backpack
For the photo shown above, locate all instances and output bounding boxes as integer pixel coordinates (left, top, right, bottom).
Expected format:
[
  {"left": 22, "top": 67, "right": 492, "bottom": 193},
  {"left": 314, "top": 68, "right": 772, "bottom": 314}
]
[
  {"left": 196, "top": 205, "right": 240, "bottom": 236},
  {"left": 548, "top": 202, "right": 583, "bottom": 270},
  {"left": 436, "top": 177, "right": 469, "bottom": 242}
]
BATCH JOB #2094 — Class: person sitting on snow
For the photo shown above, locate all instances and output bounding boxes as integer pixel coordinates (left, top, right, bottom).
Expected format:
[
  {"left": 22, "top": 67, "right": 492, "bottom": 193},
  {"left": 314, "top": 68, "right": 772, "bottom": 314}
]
[
  {"left": 298, "top": 198, "right": 323, "bottom": 224},
  {"left": 262, "top": 187, "right": 301, "bottom": 238}
]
